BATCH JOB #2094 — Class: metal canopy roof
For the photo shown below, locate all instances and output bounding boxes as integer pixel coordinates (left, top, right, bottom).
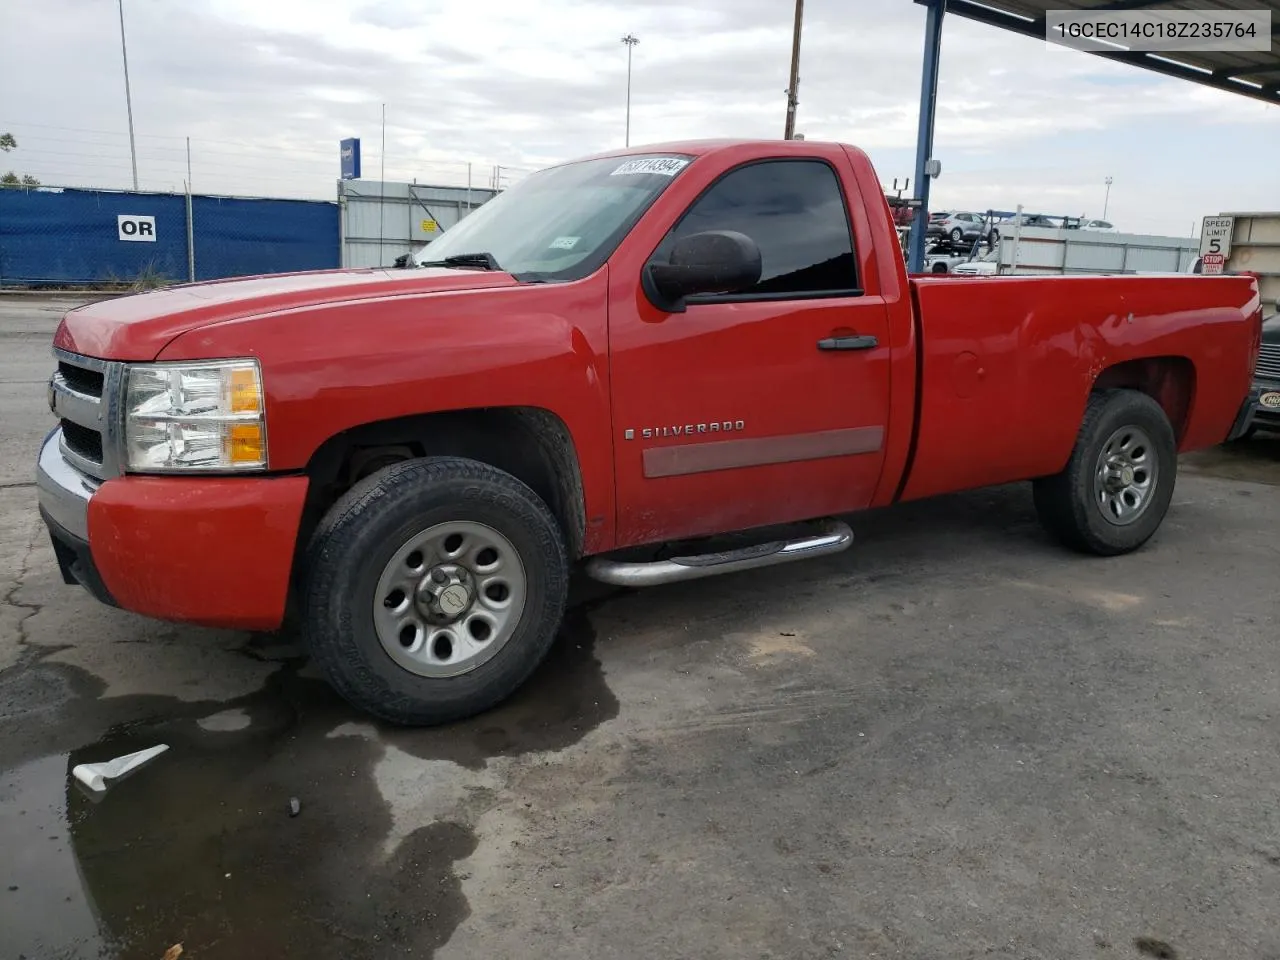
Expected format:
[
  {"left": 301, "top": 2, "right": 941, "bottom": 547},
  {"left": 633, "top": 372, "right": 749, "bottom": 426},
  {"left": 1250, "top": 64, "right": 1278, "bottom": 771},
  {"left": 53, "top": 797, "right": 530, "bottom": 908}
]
[{"left": 927, "top": 0, "right": 1280, "bottom": 107}]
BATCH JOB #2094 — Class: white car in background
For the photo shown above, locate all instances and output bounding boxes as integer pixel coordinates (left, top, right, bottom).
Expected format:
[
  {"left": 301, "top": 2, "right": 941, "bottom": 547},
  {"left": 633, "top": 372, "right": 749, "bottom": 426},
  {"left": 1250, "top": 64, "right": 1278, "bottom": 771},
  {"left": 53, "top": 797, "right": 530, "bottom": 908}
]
[
  {"left": 923, "top": 245, "right": 984, "bottom": 273},
  {"left": 951, "top": 248, "right": 1000, "bottom": 276}
]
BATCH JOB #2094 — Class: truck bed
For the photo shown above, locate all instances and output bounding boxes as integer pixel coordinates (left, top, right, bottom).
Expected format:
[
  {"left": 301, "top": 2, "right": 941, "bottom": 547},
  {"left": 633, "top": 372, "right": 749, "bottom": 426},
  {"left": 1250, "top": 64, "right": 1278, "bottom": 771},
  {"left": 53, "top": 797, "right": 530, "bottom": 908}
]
[{"left": 897, "top": 273, "right": 1262, "bottom": 503}]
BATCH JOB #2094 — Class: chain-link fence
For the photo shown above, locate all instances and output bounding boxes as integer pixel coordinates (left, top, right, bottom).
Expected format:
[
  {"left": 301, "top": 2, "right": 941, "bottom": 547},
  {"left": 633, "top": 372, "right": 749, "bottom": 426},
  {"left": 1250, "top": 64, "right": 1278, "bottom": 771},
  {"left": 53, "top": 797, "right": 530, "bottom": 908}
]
[{"left": 0, "top": 124, "right": 535, "bottom": 286}]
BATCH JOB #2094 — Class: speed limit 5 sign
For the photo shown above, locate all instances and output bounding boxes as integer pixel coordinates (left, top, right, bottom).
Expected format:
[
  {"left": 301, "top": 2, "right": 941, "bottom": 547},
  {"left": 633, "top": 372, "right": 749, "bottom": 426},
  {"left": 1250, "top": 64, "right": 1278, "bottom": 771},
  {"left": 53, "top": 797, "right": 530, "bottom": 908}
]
[{"left": 1199, "top": 216, "right": 1234, "bottom": 259}]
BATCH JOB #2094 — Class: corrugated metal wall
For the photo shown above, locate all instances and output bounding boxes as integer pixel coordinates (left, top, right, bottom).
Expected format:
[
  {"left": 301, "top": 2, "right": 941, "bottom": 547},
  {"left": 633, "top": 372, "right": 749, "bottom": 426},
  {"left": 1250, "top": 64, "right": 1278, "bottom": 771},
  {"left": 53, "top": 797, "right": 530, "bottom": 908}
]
[
  {"left": 0, "top": 186, "right": 339, "bottom": 286},
  {"left": 338, "top": 180, "right": 500, "bottom": 268},
  {"left": 999, "top": 228, "right": 1199, "bottom": 275}
]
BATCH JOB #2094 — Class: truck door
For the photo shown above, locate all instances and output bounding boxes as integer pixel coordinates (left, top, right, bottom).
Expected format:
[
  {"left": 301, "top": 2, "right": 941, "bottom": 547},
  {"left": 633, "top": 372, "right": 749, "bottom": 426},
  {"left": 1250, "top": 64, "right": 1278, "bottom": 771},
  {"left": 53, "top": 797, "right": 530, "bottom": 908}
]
[{"left": 608, "top": 156, "right": 894, "bottom": 547}]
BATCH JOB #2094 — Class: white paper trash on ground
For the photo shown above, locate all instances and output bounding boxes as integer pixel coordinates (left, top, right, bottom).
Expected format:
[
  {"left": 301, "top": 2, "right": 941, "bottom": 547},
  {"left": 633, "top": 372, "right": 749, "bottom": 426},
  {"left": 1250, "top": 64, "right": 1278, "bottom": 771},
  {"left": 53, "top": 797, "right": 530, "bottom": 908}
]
[{"left": 71, "top": 744, "right": 170, "bottom": 792}]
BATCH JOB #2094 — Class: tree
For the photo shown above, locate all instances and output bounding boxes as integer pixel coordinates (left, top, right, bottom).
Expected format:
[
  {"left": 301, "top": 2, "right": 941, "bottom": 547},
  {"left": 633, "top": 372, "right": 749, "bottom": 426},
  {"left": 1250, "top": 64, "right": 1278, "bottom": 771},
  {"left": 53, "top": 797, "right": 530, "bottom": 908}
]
[{"left": 0, "top": 132, "right": 39, "bottom": 187}]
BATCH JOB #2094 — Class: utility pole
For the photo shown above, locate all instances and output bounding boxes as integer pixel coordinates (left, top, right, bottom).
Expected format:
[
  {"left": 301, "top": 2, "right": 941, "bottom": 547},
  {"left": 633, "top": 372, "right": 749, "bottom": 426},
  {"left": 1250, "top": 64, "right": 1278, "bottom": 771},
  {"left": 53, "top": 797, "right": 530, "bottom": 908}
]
[
  {"left": 621, "top": 34, "right": 639, "bottom": 147},
  {"left": 117, "top": 0, "right": 139, "bottom": 190},
  {"left": 1102, "top": 176, "right": 1113, "bottom": 219},
  {"left": 783, "top": 0, "right": 804, "bottom": 140}
]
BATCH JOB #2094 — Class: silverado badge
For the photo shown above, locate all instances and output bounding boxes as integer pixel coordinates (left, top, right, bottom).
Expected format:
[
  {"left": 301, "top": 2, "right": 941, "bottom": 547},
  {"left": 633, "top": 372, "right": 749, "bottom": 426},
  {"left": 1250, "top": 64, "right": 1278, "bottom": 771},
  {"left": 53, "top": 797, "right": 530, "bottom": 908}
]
[{"left": 624, "top": 420, "right": 746, "bottom": 440}]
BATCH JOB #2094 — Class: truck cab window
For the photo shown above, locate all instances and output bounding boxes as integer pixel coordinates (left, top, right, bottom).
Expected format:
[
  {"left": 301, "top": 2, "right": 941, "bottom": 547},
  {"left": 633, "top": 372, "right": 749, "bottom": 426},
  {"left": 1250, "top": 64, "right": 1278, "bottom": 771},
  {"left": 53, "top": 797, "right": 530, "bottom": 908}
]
[{"left": 653, "top": 159, "right": 859, "bottom": 299}]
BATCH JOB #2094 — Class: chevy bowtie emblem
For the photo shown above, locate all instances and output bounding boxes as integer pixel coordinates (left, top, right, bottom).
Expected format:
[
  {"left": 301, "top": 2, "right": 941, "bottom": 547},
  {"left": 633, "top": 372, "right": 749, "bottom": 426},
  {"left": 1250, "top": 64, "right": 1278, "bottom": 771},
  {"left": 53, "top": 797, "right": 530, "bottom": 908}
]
[{"left": 624, "top": 420, "right": 745, "bottom": 440}]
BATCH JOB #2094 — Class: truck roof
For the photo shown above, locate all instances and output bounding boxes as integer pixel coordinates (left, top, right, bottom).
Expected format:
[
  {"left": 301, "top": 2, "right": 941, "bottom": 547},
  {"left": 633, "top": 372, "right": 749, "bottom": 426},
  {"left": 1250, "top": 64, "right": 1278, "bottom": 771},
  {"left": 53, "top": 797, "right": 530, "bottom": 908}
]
[{"left": 553, "top": 138, "right": 870, "bottom": 168}]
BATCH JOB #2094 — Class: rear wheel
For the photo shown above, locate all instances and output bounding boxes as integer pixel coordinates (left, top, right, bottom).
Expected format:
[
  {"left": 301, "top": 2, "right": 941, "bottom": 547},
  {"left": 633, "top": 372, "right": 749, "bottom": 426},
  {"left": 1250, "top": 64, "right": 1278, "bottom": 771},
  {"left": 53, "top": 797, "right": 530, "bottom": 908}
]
[
  {"left": 303, "top": 456, "right": 569, "bottom": 725},
  {"left": 950, "top": 227, "right": 965, "bottom": 244},
  {"left": 1033, "top": 389, "right": 1177, "bottom": 556}
]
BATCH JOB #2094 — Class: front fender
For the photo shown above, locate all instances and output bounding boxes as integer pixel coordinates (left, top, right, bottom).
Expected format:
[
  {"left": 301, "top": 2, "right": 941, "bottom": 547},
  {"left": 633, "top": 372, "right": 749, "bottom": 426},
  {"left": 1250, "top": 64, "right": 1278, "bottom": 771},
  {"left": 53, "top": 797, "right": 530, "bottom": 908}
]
[{"left": 157, "top": 270, "right": 616, "bottom": 550}]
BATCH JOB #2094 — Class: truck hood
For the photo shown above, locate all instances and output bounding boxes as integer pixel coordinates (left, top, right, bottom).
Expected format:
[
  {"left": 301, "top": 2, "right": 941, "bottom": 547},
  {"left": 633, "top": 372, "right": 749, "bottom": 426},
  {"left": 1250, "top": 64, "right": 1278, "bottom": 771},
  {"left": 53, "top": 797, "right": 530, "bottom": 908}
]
[{"left": 53, "top": 267, "right": 520, "bottom": 360}]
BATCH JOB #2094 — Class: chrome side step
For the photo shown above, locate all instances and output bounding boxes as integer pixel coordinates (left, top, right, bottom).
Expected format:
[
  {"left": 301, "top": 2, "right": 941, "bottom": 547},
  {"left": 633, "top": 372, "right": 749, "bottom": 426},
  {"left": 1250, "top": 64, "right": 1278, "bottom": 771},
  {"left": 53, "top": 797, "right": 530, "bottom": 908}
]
[{"left": 584, "top": 519, "right": 853, "bottom": 587}]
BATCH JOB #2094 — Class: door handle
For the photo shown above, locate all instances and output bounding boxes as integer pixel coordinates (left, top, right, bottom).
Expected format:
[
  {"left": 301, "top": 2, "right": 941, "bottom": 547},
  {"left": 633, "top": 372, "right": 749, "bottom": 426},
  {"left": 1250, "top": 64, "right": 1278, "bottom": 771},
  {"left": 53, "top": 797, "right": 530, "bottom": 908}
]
[{"left": 817, "top": 335, "right": 878, "bottom": 351}]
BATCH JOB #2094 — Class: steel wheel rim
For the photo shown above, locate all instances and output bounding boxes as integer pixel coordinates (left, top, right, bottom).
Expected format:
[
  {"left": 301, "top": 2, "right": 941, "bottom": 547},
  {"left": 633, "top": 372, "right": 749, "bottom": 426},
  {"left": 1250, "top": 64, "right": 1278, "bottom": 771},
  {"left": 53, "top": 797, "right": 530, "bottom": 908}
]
[
  {"left": 373, "top": 520, "right": 528, "bottom": 678},
  {"left": 1093, "top": 425, "right": 1158, "bottom": 526}
]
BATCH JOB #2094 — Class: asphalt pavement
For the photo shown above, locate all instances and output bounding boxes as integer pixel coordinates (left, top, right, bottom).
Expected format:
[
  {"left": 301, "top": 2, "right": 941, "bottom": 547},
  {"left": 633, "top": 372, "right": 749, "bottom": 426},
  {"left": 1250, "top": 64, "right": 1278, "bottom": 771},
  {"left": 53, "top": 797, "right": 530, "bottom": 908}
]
[{"left": 2, "top": 295, "right": 1279, "bottom": 960}]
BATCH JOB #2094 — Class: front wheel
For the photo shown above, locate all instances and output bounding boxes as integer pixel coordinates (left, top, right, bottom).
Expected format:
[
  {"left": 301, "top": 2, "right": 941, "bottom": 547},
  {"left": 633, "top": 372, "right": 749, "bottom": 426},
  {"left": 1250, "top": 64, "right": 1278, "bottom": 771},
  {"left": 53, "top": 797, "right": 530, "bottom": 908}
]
[
  {"left": 1033, "top": 389, "right": 1178, "bottom": 556},
  {"left": 950, "top": 227, "right": 965, "bottom": 244},
  {"left": 302, "top": 456, "right": 569, "bottom": 725}
]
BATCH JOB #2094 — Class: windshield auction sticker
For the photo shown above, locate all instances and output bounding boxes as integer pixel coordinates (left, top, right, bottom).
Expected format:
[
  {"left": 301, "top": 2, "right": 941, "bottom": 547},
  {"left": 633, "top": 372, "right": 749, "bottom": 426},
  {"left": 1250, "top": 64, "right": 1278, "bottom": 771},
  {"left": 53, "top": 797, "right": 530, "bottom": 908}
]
[{"left": 610, "top": 157, "right": 690, "bottom": 177}]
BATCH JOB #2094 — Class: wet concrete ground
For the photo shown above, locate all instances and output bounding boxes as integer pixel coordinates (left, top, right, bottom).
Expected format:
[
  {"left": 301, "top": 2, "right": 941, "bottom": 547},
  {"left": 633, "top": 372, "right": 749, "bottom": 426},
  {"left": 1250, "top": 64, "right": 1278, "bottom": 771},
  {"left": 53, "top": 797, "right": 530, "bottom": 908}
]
[{"left": 2, "top": 296, "right": 1279, "bottom": 959}]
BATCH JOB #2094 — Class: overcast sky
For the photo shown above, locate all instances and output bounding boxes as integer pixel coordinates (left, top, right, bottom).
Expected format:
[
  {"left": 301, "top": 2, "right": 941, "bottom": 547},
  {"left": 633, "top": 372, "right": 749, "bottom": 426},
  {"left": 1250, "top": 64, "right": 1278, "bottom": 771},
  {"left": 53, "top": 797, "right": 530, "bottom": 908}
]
[{"left": 1, "top": 0, "right": 1276, "bottom": 234}]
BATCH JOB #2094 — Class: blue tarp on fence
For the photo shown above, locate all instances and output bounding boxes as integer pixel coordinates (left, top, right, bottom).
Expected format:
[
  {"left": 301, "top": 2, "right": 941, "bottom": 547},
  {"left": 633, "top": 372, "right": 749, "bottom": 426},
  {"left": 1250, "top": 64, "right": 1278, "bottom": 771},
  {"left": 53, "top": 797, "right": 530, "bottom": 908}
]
[{"left": 0, "top": 186, "right": 339, "bottom": 286}]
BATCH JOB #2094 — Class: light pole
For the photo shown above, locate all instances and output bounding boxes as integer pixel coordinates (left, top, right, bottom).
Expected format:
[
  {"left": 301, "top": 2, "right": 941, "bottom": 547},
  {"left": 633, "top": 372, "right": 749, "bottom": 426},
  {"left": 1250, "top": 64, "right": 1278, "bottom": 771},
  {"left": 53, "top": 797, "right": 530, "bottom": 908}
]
[
  {"left": 621, "top": 34, "right": 639, "bottom": 147},
  {"left": 117, "top": 0, "right": 139, "bottom": 190},
  {"left": 1103, "top": 176, "right": 1113, "bottom": 220}
]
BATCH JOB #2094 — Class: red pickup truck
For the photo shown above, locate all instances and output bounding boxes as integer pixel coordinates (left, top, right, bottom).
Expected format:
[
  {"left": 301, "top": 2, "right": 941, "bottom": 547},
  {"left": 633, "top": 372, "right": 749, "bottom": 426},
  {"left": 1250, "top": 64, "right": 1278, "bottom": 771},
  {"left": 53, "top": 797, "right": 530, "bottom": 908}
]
[{"left": 38, "top": 139, "right": 1264, "bottom": 725}]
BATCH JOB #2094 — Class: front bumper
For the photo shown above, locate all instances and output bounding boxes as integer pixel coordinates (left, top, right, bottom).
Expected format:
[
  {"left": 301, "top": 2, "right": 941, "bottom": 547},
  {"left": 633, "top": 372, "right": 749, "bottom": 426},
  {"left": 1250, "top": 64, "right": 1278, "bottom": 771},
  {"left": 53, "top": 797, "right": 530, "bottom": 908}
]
[{"left": 35, "top": 427, "right": 310, "bottom": 631}]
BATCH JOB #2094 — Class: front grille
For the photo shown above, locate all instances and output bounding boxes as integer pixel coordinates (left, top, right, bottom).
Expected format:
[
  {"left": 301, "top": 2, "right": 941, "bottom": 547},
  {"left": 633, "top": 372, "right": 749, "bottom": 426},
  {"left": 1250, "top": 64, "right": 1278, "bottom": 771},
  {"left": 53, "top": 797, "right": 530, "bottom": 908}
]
[
  {"left": 51, "top": 349, "right": 122, "bottom": 480},
  {"left": 61, "top": 421, "right": 103, "bottom": 464},
  {"left": 1257, "top": 343, "right": 1280, "bottom": 381},
  {"left": 57, "top": 361, "right": 104, "bottom": 398}
]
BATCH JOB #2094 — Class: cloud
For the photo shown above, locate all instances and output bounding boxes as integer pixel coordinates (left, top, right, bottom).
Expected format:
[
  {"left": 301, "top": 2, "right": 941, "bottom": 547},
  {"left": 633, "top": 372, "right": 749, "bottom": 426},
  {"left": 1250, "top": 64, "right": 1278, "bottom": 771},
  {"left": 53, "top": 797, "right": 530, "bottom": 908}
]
[{"left": 0, "top": 0, "right": 1274, "bottom": 233}]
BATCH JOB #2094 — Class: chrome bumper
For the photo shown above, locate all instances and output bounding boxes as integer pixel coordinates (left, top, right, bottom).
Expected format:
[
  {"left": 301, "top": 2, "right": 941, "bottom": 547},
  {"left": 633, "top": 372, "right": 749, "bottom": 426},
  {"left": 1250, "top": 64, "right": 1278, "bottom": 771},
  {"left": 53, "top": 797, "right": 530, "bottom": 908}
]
[{"left": 36, "top": 426, "right": 100, "bottom": 541}]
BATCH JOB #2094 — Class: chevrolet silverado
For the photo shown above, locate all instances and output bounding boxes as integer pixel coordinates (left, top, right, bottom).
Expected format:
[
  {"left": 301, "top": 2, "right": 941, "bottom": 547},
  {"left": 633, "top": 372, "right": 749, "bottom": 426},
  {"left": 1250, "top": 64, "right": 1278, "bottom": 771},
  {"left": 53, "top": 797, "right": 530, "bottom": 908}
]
[{"left": 37, "top": 139, "right": 1265, "bottom": 725}]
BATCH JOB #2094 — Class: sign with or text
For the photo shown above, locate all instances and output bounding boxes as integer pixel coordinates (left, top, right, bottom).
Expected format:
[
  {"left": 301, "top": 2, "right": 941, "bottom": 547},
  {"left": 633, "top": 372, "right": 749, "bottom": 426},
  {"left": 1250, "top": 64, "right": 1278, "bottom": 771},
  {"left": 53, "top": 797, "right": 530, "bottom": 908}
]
[
  {"left": 1199, "top": 216, "right": 1234, "bottom": 262},
  {"left": 340, "top": 138, "right": 361, "bottom": 180},
  {"left": 420, "top": 219, "right": 438, "bottom": 233},
  {"left": 1200, "top": 252, "right": 1226, "bottom": 275},
  {"left": 117, "top": 215, "right": 156, "bottom": 242}
]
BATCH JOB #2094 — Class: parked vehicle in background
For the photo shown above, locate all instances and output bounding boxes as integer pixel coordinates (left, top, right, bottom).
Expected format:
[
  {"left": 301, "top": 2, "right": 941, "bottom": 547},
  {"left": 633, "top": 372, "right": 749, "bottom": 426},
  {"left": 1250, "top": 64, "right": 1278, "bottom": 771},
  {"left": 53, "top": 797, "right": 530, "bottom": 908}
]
[
  {"left": 926, "top": 211, "right": 995, "bottom": 245},
  {"left": 1245, "top": 310, "right": 1280, "bottom": 436},
  {"left": 1080, "top": 219, "right": 1117, "bottom": 232},
  {"left": 951, "top": 247, "right": 999, "bottom": 275},
  {"left": 1194, "top": 213, "right": 1280, "bottom": 437},
  {"left": 924, "top": 245, "right": 982, "bottom": 273},
  {"left": 36, "top": 138, "right": 1264, "bottom": 726}
]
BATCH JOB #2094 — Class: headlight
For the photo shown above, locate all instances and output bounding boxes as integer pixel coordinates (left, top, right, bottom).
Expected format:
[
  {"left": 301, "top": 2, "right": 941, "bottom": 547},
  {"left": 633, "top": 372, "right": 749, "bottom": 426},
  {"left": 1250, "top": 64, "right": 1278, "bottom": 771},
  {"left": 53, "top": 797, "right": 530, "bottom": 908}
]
[{"left": 125, "top": 359, "right": 267, "bottom": 472}]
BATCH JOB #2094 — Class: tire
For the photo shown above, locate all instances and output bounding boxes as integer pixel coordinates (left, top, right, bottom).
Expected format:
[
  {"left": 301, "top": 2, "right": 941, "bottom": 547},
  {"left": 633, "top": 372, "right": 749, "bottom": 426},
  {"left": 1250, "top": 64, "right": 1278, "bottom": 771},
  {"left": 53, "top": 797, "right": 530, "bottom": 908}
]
[
  {"left": 302, "top": 456, "right": 569, "bottom": 725},
  {"left": 932, "top": 261, "right": 949, "bottom": 274},
  {"left": 950, "top": 227, "right": 964, "bottom": 244},
  {"left": 1032, "top": 389, "right": 1177, "bottom": 556}
]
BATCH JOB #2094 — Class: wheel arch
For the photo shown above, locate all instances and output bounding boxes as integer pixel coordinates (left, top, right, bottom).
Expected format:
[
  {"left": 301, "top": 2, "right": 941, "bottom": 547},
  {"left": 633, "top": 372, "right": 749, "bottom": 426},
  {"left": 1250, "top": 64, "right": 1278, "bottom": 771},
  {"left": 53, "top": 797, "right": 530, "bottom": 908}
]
[
  {"left": 1091, "top": 355, "right": 1196, "bottom": 443},
  {"left": 299, "top": 406, "right": 588, "bottom": 561}
]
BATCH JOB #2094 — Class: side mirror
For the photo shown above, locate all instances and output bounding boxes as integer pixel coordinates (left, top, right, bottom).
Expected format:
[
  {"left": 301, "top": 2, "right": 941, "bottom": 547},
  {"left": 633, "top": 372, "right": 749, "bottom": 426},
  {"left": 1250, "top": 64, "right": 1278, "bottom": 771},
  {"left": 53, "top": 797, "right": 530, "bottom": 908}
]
[{"left": 642, "top": 230, "right": 763, "bottom": 313}]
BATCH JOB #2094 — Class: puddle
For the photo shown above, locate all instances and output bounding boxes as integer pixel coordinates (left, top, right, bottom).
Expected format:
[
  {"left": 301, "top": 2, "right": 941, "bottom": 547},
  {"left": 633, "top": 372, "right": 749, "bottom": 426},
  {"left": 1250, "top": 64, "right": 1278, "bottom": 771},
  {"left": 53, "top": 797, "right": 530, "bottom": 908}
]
[
  {"left": 0, "top": 755, "right": 107, "bottom": 959},
  {"left": 0, "top": 605, "right": 617, "bottom": 959}
]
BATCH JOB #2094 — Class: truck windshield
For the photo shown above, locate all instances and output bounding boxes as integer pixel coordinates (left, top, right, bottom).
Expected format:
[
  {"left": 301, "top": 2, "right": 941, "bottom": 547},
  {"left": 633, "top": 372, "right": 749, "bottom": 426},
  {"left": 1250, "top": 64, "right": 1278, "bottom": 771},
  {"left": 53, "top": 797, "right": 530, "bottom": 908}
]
[{"left": 415, "top": 154, "right": 695, "bottom": 282}]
